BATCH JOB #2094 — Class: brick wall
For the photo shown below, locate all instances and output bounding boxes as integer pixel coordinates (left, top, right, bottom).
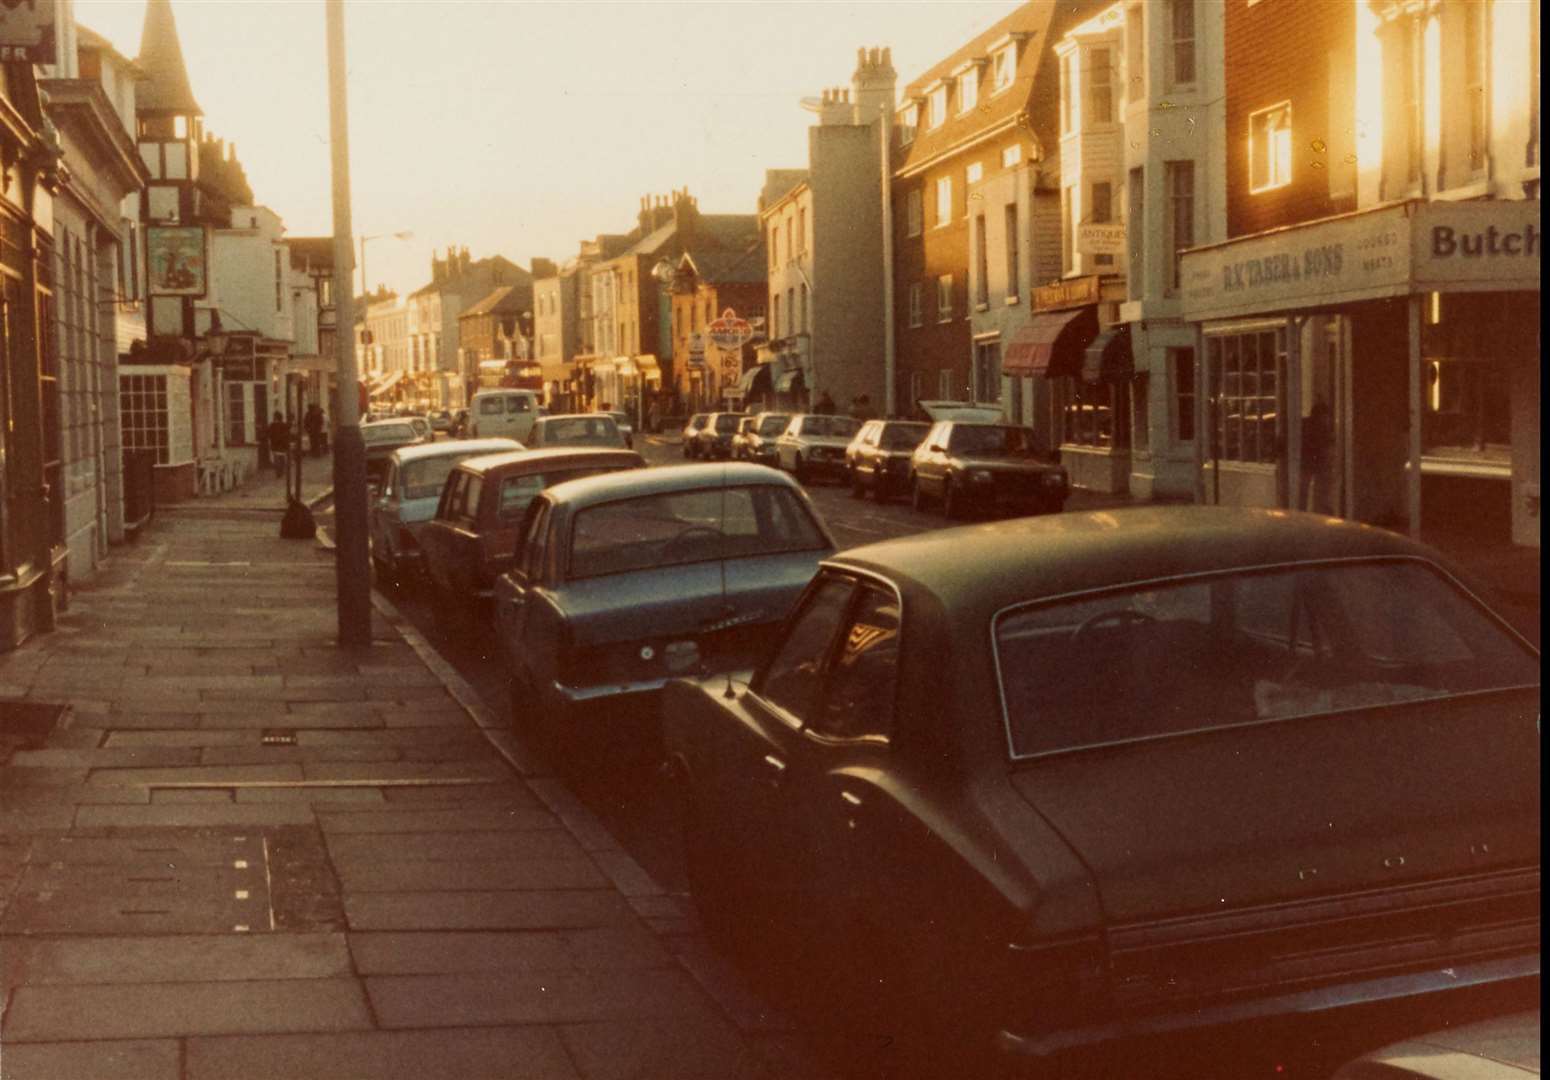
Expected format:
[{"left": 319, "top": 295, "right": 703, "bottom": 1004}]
[{"left": 1225, "top": 0, "right": 1356, "bottom": 238}]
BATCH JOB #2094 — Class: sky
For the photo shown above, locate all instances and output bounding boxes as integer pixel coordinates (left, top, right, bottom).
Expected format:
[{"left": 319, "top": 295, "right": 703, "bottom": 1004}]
[{"left": 75, "top": 0, "right": 1024, "bottom": 299}]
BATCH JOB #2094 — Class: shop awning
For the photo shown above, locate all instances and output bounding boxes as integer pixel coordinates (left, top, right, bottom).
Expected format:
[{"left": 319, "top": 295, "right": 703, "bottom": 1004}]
[
  {"left": 739, "top": 362, "right": 773, "bottom": 395},
  {"left": 369, "top": 370, "right": 404, "bottom": 397},
  {"left": 1002, "top": 306, "right": 1099, "bottom": 378},
  {"left": 774, "top": 368, "right": 805, "bottom": 393},
  {"left": 1082, "top": 324, "right": 1134, "bottom": 383}
]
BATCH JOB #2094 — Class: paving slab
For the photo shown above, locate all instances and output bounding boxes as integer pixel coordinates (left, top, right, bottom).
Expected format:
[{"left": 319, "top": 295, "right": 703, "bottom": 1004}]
[
  {"left": 334, "top": 857, "right": 606, "bottom": 893},
  {"left": 560, "top": 1015, "right": 823, "bottom": 1080},
  {"left": 348, "top": 926, "right": 672, "bottom": 976},
  {"left": 7, "top": 747, "right": 200, "bottom": 768},
  {"left": 235, "top": 786, "right": 387, "bottom": 805},
  {"left": 317, "top": 808, "right": 558, "bottom": 834},
  {"left": 1, "top": 932, "right": 349, "bottom": 988},
  {"left": 184, "top": 1027, "right": 578, "bottom": 1080},
  {"left": 2, "top": 977, "right": 373, "bottom": 1041},
  {"left": 343, "top": 889, "right": 634, "bottom": 932},
  {"left": 105, "top": 730, "right": 252, "bottom": 748},
  {"left": 199, "top": 746, "right": 399, "bottom": 766},
  {"left": 326, "top": 829, "right": 583, "bottom": 865},
  {"left": 300, "top": 759, "right": 509, "bottom": 783},
  {"left": 86, "top": 764, "right": 304, "bottom": 787},
  {"left": 365, "top": 966, "right": 712, "bottom": 1028},
  {"left": 0, "top": 1038, "right": 181, "bottom": 1080},
  {"left": 74, "top": 803, "right": 315, "bottom": 829}
]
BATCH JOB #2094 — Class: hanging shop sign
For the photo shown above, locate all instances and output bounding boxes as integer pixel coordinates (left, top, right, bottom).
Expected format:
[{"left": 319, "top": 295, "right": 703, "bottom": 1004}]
[
  {"left": 706, "top": 308, "right": 754, "bottom": 352},
  {"left": 1077, "top": 222, "right": 1126, "bottom": 256},
  {"left": 146, "top": 226, "right": 209, "bottom": 297},
  {"left": 0, "top": 0, "right": 56, "bottom": 61}
]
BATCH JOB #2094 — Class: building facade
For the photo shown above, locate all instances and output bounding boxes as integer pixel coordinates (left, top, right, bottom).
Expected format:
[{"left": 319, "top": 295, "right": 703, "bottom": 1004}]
[
  {"left": 1178, "top": 0, "right": 1540, "bottom": 551},
  {"left": 405, "top": 248, "right": 529, "bottom": 408}
]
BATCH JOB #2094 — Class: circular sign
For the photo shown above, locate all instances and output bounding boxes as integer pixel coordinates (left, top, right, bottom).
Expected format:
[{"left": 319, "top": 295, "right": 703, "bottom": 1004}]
[{"left": 706, "top": 308, "right": 753, "bottom": 352}]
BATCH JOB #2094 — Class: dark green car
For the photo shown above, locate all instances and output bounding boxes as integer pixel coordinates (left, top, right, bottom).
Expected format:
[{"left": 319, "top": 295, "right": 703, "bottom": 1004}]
[{"left": 662, "top": 506, "right": 1540, "bottom": 1072}]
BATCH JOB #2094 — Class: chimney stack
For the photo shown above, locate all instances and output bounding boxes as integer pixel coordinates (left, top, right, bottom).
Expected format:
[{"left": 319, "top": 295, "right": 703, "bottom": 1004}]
[{"left": 851, "top": 43, "right": 898, "bottom": 127}]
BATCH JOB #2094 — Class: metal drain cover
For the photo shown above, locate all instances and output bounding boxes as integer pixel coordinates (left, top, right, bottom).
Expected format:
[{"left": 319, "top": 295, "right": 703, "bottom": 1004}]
[{"left": 260, "top": 729, "right": 298, "bottom": 746}]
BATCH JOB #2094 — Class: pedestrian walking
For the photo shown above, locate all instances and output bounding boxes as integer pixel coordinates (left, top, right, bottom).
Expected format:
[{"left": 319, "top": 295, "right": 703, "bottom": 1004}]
[
  {"left": 815, "top": 390, "right": 836, "bottom": 415},
  {"left": 304, "top": 403, "right": 324, "bottom": 457},
  {"left": 267, "top": 411, "right": 290, "bottom": 478},
  {"left": 1300, "top": 399, "right": 1332, "bottom": 513}
]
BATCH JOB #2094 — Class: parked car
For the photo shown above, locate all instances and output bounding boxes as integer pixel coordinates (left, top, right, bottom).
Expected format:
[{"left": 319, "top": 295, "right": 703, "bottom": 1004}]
[
  {"left": 741, "top": 412, "right": 791, "bottom": 467},
  {"left": 730, "top": 416, "right": 758, "bottom": 460},
  {"left": 420, "top": 446, "right": 645, "bottom": 627},
  {"left": 914, "top": 399, "right": 1006, "bottom": 423},
  {"left": 429, "top": 409, "right": 455, "bottom": 434},
  {"left": 405, "top": 415, "right": 433, "bottom": 442},
  {"left": 450, "top": 408, "right": 469, "bottom": 437},
  {"left": 524, "top": 413, "right": 629, "bottom": 450},
  {"left": 467, "top": 388, "right": 542, "bottom": 442},
  {"left": 662, "top": 506, "right": 1541, "bottom": 1070},
  {"left": 692, "top": 412, "right": 744, "bottom": 460},
  {"left": 910, "top": 420, "right": 1069, "bottom": 518},
  {"left": 681, "top": 413, "right": 711, "bottom": 458},
  {"left": 493, "top": 462, "right": 836, "bottom": 733},
  {"left": 775, "top": 413, "right": 862, "bottom": 483},
  {"left": 361, "top": 419, "right": 426, "bottom": 488},
  {"left": 369, "top": 437, "right": 522, "bottom": 588},
  {"left": 845, "top": 419, "right": 931, "bottom": 501},
  {"left": 605, "top": 410, "right": 635, "bottom": 449},
  {"left": 1332, "top": 1011, "right": 1540, "bottom": 1079}
]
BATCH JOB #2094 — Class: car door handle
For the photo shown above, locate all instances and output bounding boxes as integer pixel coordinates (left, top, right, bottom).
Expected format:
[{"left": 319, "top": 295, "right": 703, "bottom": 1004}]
[
  {"left": 840, "top": 790, "right": 863, "bottom": 808},
  {"left": 759, "top": 754, "right": 787, "bottom": 789}
]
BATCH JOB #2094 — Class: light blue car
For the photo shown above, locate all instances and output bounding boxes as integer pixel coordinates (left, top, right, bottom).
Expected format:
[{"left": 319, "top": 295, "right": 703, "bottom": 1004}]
[{"left": 370, "top": 437, "right": 521, "bottom": 587}]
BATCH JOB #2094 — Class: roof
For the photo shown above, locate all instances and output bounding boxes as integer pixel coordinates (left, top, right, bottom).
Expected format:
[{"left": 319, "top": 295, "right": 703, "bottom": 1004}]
[
  {"left": 135, "top": 0, "right": 201, "bottom": 114},
  {"left": 457, "top": 446, "right": 644, "bottom": 477},
  {"left": 459, "top": 285, "right": 526, "bottom": 319},
  {"left": 76, "top": 23, "right": 144, "bottom": 76},
  {"left": 829, "top": 506, "right": 1456, "bottom": 619},
  {"left": 623, "top": 213, "right": 761, "bottom": 262},
  {"left": 540, "top": 461, "right": 799, "bottom": 509},
  {"left": 892, "top": 0, "right": 1088, "bottom": 178},
  {"left": 408, "top": 256, "right": 530, "bottom": 300},
  {"left": 287, "top": 237, "right": 334, "bottom": 272},
  {"left": 389, "top": 437, "right": 521, "bottom": 466}
]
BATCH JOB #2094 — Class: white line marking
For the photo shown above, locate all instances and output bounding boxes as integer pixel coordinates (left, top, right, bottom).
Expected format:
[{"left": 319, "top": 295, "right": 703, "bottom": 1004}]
[{"left": 260, "top": 837, "right": 277, "bottom": 933}]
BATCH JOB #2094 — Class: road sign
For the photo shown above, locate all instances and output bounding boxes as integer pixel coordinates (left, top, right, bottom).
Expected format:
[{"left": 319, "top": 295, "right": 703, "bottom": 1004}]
[{"left": 687, "top": 332, "right": 706, "bottom": 368}]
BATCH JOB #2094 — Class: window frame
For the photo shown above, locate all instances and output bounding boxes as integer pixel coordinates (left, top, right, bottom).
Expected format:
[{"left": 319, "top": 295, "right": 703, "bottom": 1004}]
[
  {"left": 957, "top": 67, "right": 979, "bottom": 114},
  {"left": 991, "top": 43, "right": 1017, "bottom": 95},
  {"left": 907, "top": 281, "right": 924, "bottom": 328},
  {"left": 1087, "top": 45, "right": 1115, "bottom": 126},
  {"left": 928, "top": 84, "right": 948, "bottom": 129},
  {"left": 1004, "top": 203, "right": 1020, "bottom": 301},
  {"left": 799, "top": 575, "right": 905, "bottom": 746},
  {"left": 898, "top": 103, "right": 918, "bottom": 145},
  {"left": 905, "top": 189, "right": 923, "bottom": 238},
  {"left": 935, "top": 175, "right": 953, "bottom": 229},
  {"left": 936, "top": 274, "right": 954, "bottom": 323},
  {"left": 1169, "top": 0, "right": 1196, "bottom": 87},
  {"left": 1164, "top": 159, "right": 1195, "bottom": 291},
  {"left": 1249, "top": 102, "right": 1294, "bottom": 193}
]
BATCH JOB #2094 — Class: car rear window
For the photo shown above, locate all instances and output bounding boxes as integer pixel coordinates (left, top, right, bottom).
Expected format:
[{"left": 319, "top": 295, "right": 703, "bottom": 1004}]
[
  {"left": 363, "top": 423, "right": 416, "bottom": 444},
  {"left": 497, "top": 466, "right": 625, "bottom": 521},
  {"left": 880, "top": 423, "right": 929, "bottom": 450},
  {"left": 800, "top": 416, "right": 861, "bottom": 438},
  {"left": 949, "top": 425, "right": 1035, "bottom": 455},
  {"left": 757, "top": 415, "right": 790, "bottom": 435},
  {"left": 400, "top": 455, "right": 465, "bottom": 500},
  {"left": 568, "top": 484, "right": 828, "bottom": 579},
  {"left": 543, "top": 417, "right": 618, "bottom": 444},
  {"left": 479, "top": 398, "right": 504, "bottom": 415},
  {"left": 995, "top": 559, "right": 1540, "bottom": 758},
  {"left": 713, "top": 414, "right": 740, "bottom": 432}
]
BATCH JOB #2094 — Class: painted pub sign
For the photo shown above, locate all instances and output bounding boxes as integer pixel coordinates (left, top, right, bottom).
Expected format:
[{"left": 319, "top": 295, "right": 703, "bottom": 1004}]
[{"left": 147, "top": 226, "right": 209, "bottom": 297}]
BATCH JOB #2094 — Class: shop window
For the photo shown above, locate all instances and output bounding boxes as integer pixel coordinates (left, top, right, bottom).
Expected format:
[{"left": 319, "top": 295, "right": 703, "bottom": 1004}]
[
  {"left": 1423, "top": 358, "right": 1510, "bottom": 467},
  {"left": 974, "top": 340, "right": 1001, "bottom": 403},
  {"left": 1172, "top": 347, "right": 1196, "bottom": 443},
  {"left": 1207, "top": 329, "right": 1282, "bottom": 465},
  {"left": 1249, "top": 103, "right": 1293, "bottom": 192},
  {"left": 1061, "top": 377, "right": 1130, "bottom": 449}
]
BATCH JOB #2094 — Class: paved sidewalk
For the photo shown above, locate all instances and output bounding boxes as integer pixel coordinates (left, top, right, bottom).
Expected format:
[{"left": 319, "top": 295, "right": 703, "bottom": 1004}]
[{"left": 0, "top": 493, "right": 823, "bottom": 1078}]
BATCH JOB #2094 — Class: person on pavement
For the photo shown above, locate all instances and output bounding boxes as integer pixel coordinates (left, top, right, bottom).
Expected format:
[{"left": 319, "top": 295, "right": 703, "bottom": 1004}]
[
  {"left": 304, "top": 403, "right": 325, "bottom": 457},
  {"left": 268, "top": 411, "right": 290, "bottom": 478}
]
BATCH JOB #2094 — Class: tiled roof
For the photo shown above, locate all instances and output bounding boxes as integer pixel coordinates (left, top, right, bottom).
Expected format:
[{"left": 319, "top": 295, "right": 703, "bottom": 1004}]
[
  {"left": 459, "top": 285, "right": 526, "bottom": 318},
  {"left": 76, "top": 23, "right": 143, "bottom": 75},
  {"left": 683, "top": 239, "right": 767, "bottom": 286},
  {"left": 892, "top": 0, "right": 1085, "bottom": 177},
  {"left": 408, "top": 256, "right": 529, "bottom": 299},
  {"left": 135, "top": 0, "right": 201, "bottom": 114}
]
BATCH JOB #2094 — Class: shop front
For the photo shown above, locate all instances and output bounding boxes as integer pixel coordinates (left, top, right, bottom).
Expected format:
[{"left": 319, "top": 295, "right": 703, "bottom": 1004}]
[{"left": 1180, "top": 198, "right": 1540, "bottom": 548}]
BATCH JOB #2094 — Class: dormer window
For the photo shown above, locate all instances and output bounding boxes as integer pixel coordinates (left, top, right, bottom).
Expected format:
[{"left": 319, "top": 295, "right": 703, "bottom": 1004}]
[
  {"left": 899, "top": 103, "right": 918, "bottom": 145},
  {"left": 991, "top": 44, "right": 1016, "bottom": 93},
  {"left": 957, "top": 67, "right": 979, "bottom": 113},
  {"left": 928, "top": 84, "right": 948, "bottom": 129}
]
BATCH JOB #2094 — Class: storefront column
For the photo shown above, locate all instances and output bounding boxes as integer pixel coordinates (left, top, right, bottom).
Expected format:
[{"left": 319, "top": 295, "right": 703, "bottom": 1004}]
[
  {"left": 1285, "top": 318, "right": 1303, "bottom": 510},
  {"left": 1406, "top": 293, "right": 1423, "bottom": 538},
  {"left": 1193, "top": 324, "right": 1208, "bottom": 504}
]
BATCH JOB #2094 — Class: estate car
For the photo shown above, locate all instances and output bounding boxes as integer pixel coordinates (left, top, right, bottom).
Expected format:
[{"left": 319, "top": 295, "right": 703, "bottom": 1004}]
[
  {"left": 845, "top": 419, "right": 930, "bottom": 501},
  {"left": 910, "top": 420, "right": 1069, "bottom": 518},
  {"left": 662, "top": 507, "right": 1540, "bottom": 1071},
  {"left": 419, "top": 446, "right": 644, "bottom": 625}
]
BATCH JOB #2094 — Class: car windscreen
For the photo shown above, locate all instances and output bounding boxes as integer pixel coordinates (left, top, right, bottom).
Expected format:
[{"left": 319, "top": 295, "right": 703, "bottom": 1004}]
[
  {"left": 498, "top": 466, "right": 626, "bottom": 522},
  {"left": 363, "top": 423, "right": 416, "bottom": 444},
  {"left": 880, "top": 423, "right": 930, "bottom": 450},
  {"left": 948, "top": 425, "right": 1035, "bottom": 455},
  {"left": 568, "top": 484, "right": 828, "bottom": 579},
  {"left": 800, "top": 415, "right": 861, "bottom": 438},
  {"left": 607, "top": 412, "right": 631, "bottom": 427},
  {"left": 713, "top": 414, "right": 741, "bottom": 433},
  {"left": 542, "top": 417, "right": 619, "bottom": 444},
  {"left": 995, "top": 559, "right": 1541, "bottom": 759},
  {"left": 757, "top": 415, "right": 791, "bottom": 435}
]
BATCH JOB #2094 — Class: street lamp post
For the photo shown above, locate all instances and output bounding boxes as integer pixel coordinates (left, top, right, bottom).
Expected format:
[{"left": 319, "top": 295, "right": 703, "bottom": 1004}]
[
  {"left": 358, "top": 230, "right": 412, "bottom": 299},
  {"left": 326, "top": 0, "right": 371, "bottom": 646}
]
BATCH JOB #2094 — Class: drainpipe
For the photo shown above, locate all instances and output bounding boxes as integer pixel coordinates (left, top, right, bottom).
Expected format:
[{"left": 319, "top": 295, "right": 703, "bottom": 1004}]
[{"left": 878, "top": 102, "right": 896, "bottom": 417}]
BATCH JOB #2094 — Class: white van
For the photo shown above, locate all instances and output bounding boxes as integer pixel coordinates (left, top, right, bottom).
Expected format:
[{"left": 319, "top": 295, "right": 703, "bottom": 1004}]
[{"left": 467, "top": 389, "right": 541, "bottom": 442}]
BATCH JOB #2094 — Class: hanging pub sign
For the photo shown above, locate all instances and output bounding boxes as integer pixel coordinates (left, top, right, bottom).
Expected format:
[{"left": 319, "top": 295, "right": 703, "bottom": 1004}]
[
  {"left": 146, "top": 226, "right": 209, "bottom": 297},
  {"left": 706, "top": 308, "right": 754, "bottom": 352},
  {"left": 0, "top": 0, "right": 56, "bottom": 62}
]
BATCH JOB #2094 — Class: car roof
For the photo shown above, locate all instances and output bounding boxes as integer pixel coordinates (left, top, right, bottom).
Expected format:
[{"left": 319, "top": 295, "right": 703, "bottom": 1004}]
[
  {"left": 537, "top": 413, "right": 616, "bottom": 424},
  {"left": 390, "top": 437, "right": 521, "bottom": 465},
  {"left": 541, "top": 461, "right": 798, "bottom": 509},
  {"left": 828, "top": 506, "right": 1456, "bottom": 615},
  {"left": 471, "top": 388, "right": 536, "bottom": 397},
  {"left": 455, "top": 446, "right": 643, "bottom": 476}
]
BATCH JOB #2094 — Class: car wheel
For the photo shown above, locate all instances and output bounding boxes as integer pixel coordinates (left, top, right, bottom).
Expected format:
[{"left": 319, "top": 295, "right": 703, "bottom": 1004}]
[
  {"left": 793, "top": 454, "right": 808, "bottom": 485},
  {"left": 849, "top": 468, "right": 865, "bottom": 498},
  {"left": 943, "top": 482, "right": 962, "bottom": 520}
]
